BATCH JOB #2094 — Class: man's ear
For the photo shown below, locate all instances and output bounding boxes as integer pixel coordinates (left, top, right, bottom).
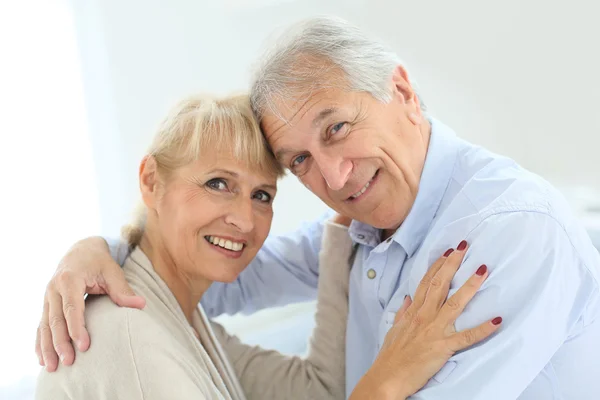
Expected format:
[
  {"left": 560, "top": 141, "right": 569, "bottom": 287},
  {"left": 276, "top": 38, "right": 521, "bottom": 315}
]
[
  {"left": 139, "top": 155, "right": 159, "bottom": 210},
  {"left": 391, "top": 65, "right": 422, "bottom": 124}
]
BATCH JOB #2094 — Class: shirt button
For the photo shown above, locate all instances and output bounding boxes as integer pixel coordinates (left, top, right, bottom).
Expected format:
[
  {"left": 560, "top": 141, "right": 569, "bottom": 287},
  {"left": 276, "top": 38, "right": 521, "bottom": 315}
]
[
  {"left": 367, "top": 269, "right": 377, "bottom": 279},
  {"left": 357, "top": 234, "right": 365, "bottom": 240}
]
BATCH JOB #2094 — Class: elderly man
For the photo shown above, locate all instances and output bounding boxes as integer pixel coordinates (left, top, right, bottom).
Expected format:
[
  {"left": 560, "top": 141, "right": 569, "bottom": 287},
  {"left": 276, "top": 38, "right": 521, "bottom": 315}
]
[{"left": 37, "top": 17, "right": 599, "bottom": 399}]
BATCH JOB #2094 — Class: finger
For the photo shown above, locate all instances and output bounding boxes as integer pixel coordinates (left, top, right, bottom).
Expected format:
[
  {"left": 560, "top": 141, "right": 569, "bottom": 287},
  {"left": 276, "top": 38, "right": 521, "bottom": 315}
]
[
  {"left": 104, "top": 269, "right": 146, "bottom": 309},
  {"left": 411, "top": 248, "right": 454, "bottom": 310},
  {"left": 421, "top": 240, "right": 468, "bottom": 316},
  {"left": 448, "top": 316, "right": 503, "bottom": 352},
  {"left": 394, "top": 295, "right": 413, "bottom": 324},
  {"left": 40, "top": 297, "right": 58, "bottom": 372},
  {"left": 439, "top": 264, "right": 489, "bottom": 326},
  {"left": 35, "top": 325, "right": 44, "bottom": 366},
  {"left": 56, "top": 275, "right": 89, "bottom": 353},
  {"left": 48, "top": 290, "right": 75, "bottom": 366}
]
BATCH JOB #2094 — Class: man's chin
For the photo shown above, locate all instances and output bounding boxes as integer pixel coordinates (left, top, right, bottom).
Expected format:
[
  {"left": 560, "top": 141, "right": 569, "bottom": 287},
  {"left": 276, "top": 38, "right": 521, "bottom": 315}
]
[{"left": 350, "top": 209, "right": 405, "bottom": 232}]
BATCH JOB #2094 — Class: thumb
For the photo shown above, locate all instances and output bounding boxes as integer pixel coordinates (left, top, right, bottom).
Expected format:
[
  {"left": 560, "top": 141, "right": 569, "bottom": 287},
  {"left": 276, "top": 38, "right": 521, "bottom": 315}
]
[
  {"left": 104, "top": 269, "right": 146, "bottom": 309},
  {"left": 394, "top": 295, "right": 413, "bottom": 324}
]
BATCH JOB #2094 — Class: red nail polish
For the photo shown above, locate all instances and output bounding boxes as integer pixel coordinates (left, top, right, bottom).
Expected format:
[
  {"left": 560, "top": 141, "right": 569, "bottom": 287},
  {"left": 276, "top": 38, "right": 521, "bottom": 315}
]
[
  {"left": 443, "top": 248, "right": 454, "bottom": 257},
  {"left": 457, "top": 240, "right": 468, "bottom": 251},
  {"left": 476, "top": 264, "right": 487, "bottom": 276},
  {"left": 492, "top": 317, "right": 503, "bottom": 326}
]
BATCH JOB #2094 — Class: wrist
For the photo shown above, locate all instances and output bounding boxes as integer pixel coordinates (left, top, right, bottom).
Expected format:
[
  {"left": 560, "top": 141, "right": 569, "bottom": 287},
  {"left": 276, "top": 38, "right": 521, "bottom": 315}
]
[{"left": 349, "top": 370, "right": 409, "bottom": 400}]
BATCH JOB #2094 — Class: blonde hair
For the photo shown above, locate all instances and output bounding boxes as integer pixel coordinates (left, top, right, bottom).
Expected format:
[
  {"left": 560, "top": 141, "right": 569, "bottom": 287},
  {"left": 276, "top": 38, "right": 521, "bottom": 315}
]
[{"left": 121, "top": 94, "right": 283, "bottom": 247}]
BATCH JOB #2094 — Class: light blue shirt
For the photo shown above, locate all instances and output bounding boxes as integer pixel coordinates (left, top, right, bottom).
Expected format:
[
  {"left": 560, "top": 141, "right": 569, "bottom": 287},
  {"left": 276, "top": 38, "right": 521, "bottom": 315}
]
[{"left": 110, "top": 119, "right": 600, "bottom": 399}]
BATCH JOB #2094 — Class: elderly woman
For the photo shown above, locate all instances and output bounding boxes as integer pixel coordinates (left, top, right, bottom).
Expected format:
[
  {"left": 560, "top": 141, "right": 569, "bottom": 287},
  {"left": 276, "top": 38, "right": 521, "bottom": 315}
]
[{"left": 36, "top": 94, "right": 497, "bottom": 400}]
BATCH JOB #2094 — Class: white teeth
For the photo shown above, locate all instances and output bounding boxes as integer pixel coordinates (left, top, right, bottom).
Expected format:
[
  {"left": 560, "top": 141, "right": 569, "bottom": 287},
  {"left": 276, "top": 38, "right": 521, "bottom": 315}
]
[
  {"left": 206, "top": 236, "right": 244, "bottom": 252},
  {"left": 351, "top": 180, "right": 371, "bottom": 199}
]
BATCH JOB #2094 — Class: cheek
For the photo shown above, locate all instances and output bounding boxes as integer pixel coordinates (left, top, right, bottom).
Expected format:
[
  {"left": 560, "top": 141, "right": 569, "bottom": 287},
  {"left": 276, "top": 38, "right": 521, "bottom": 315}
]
[
  {"left": 254, "top": 210, "right": 274, "bottom": 242},
  {"left": 159, "top": 192, "right": 213, "bottom": 238},
  {"left": 299, "top": 168, "right": 330, "bottom": 198}
]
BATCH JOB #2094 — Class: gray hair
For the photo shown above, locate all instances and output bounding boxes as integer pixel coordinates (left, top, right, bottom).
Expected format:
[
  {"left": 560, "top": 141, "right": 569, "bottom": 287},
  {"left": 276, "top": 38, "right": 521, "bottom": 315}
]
[{"left": 250, "top": 16, "right": 425, "bottom": 121}]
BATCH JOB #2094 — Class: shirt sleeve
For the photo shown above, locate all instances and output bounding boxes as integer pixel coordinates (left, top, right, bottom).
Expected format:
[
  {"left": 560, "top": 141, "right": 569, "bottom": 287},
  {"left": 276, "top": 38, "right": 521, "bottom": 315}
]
[
  {"left": 105, "top": 236, "right": 130, "bottom": 266},
  {"left": 213, "top": 222, "right": 353, "bottom": 400},
  {"left": 409, "top": 211, "right": 596, "bottom": 399},
  {"left": 201, "top": 210, "right": 333, "bottom": 317}
]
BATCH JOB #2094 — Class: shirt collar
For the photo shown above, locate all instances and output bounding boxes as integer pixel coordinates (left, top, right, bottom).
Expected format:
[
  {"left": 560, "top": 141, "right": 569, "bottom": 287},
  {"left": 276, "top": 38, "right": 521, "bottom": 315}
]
[{"left": 349, "top": 118, "right": 459, "bottom": 256}]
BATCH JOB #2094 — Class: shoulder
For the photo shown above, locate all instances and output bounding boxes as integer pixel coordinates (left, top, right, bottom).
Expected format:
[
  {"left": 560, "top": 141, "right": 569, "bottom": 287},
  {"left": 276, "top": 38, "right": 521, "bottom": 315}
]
[
  {"left": 36, "top": 272, "right": 179, "bottom": 400},
  {"left": 451, "top": 143, "right": 556, "bottom": 218},
  {"left": 443, "top": 142, "right": 598, "bottom": 268},
  {"left": 35, "top": 299, "right": 147, "bottom": 399}
]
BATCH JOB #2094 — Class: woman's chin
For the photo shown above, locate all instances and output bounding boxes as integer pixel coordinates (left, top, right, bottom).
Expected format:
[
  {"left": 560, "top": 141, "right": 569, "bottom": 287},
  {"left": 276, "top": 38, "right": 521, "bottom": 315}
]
[{"left": 209, "top": 265, "right": 247, "bottom": 284}]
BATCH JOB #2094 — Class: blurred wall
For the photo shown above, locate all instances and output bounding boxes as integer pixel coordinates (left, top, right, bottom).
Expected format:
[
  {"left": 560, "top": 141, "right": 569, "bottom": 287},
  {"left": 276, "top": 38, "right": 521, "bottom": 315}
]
[{"left": 69, "top": 0, "right": 600, "bottom": 237}]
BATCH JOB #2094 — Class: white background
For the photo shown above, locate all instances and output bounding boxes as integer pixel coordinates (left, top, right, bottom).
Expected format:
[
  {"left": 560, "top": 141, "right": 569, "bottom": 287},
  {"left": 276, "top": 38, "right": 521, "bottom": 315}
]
[{"left": 1, "top": 0, "right": 599, "bottom": 398}]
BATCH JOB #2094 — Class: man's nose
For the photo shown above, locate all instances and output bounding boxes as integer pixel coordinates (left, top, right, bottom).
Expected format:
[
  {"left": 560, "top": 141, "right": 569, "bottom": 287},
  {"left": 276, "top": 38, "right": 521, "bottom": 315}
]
[
  {"left": 225, "top": 198, "right": 254, "bottom": 233},
  {"left": 315, "top": 152, "right": 352, "bottom": 191}
]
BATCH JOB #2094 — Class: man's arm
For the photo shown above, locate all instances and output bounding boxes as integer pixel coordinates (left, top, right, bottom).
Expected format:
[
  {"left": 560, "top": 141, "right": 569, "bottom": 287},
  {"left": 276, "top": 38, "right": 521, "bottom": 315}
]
[
  {"left": 409, "top": 211, "right": 596, "bottom": 399},
  {"left": 201, "top": 211, "right": 330, "bottom": 317}
]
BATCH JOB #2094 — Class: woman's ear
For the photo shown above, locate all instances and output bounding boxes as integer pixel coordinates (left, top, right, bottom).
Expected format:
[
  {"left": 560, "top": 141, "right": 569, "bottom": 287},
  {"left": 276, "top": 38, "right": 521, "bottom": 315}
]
[{"left": 139, "top": 155, "right": 159, "bottom": 210}]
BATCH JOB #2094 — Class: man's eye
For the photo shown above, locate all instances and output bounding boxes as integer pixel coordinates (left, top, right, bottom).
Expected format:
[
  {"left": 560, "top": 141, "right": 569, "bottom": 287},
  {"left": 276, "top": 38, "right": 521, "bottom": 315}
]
[
  {"left": 329, "top": 122, "right": 347, "bottom": 136},
  {"left": 206, "top": 178, "right": 228, "bottom": 191},
  {"left": 291, "top": 154, "right": 308, "bottom": 167},
  {"left": 253, "top": 191, "right": 272, "bottom": 203}
]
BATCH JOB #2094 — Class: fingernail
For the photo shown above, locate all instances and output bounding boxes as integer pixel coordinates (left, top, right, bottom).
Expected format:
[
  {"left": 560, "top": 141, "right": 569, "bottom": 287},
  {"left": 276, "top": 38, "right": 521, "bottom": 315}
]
[
  {"left": 59, "top": 353, "right": 65, "bottom": 363},
  {"left": 492, "top": 317, "right": 503, "bottom": 326},
  {"left": 476, "top": 264, "right": 487, "bottom": 276},
  {"left": 457, "top": 240, "right": 468, "bottom": 251},
  {"left": 76, "top": 340, "right": 83, "bottom": 351},
  {"left": 443, "top": 248, "right": 454, "bottom": 257}
]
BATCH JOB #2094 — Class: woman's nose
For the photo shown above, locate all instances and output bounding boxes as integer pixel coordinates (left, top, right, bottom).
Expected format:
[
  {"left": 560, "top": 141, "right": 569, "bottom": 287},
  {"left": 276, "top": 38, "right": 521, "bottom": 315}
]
[{"left": 225, "top": 198, "right": 254, "bottom": 233}]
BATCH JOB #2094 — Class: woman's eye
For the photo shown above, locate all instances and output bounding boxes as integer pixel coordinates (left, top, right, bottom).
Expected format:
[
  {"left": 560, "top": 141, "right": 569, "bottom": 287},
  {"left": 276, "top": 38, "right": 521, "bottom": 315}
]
[
  {"left": 329, "top": 122, "right": 347, "bottom": 136},
  {"left": 206, "top": 178, "right": 228, "bottom": 191},
  {"left": 291, "top": 154, "right": 308, "bottom": 168},
  {"left": 253, "top": 191, "right": 272, "bottom": 203}
]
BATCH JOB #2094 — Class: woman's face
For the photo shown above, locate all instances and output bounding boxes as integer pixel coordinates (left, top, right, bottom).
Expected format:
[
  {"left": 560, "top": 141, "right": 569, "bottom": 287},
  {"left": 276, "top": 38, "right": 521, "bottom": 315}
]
[{"left": 142, "top": 149, "right": 277, "bottom": 284}]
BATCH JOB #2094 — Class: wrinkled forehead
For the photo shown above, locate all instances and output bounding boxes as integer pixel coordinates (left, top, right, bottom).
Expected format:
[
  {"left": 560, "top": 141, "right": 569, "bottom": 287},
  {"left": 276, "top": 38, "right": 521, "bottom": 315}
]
[{"left": 260, "top": 88, "right": 350, "bottom": 145}]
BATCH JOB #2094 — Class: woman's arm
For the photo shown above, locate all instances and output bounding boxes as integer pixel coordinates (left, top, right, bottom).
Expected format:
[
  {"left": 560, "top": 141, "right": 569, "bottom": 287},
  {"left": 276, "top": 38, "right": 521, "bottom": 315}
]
[
  {"left": 213, "top": 219, "right": 353, "bottom": 400},
  {"left": 349, "top": 243, "right": 502, "bottom": 400}
]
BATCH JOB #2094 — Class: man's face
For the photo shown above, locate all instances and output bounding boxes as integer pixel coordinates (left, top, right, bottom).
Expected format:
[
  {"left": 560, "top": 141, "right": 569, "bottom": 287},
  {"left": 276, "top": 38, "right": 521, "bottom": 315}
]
[{"left": 261, "top": 66, "right": 429, "bottom": 231}]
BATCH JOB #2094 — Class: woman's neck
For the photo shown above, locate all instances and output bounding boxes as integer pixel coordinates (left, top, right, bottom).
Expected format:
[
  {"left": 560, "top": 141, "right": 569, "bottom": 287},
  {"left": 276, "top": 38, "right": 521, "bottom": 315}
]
[{"left": 139, "top": 234, "right": 212, "bottom": 325}]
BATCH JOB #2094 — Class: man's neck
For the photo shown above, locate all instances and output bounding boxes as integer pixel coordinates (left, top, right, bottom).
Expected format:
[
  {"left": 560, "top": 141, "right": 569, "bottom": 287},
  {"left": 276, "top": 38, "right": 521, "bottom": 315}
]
[
  {"left": 381, "top": 118, "right": 432, "bottom": 241},
  {"left": 139, "top": 234, "right": 211, "bottom": 325}
]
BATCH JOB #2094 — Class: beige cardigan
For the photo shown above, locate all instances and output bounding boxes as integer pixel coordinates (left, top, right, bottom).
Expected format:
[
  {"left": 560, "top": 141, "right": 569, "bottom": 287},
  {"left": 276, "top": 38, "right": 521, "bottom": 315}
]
[{"left": 36, "top": 222, "right": 353, "bottom": 400}]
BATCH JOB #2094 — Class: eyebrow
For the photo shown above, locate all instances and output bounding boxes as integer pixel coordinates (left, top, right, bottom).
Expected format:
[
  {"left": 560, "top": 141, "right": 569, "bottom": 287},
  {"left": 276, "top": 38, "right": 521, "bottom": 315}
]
[
  {"left": 260, "top": 184, "right": 278, "bottom": 192},
  {"left": 312, "top": 107, "right": 339, "bottom": 128},
  {"left": 207, "top": 168, "right": 238, "bottom": 177},
  {"left": 274, "top": 108, "right": 340, "bottom": 163},
  {"left": 275, "top": 149, "right": 292, "bottom": 163},
  {"left": 207, "top": 168, "right": 277, "bottom": 192}
]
